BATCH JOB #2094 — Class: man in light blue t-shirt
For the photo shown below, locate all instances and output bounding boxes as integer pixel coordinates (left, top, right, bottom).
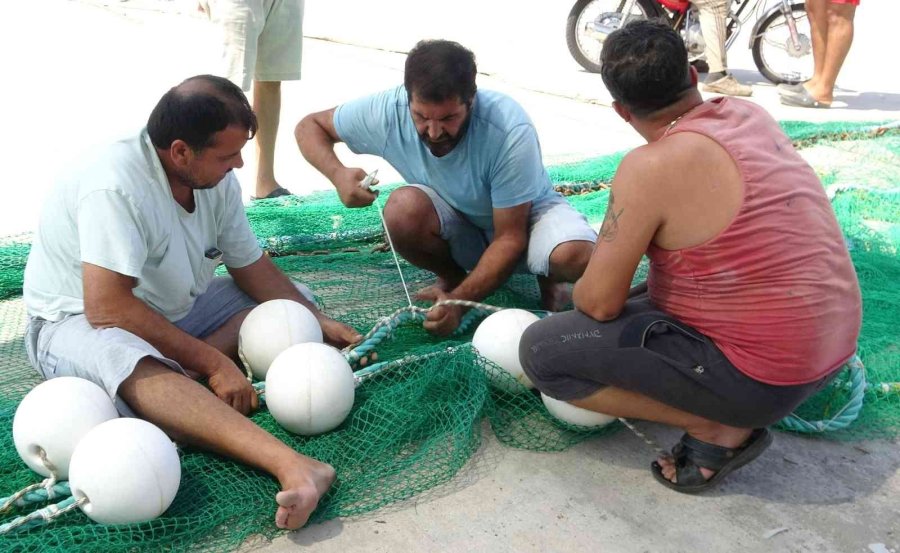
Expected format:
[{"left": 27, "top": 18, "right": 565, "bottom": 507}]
[{"left": 296, "top": 40, "right": 596, "bottom": 335}]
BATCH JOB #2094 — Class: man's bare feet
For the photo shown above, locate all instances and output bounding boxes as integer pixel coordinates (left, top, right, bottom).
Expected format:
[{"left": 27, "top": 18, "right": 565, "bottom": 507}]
[
  {"left": 273, "top": 456, "right": 336, "bottom": 530},
  {"left": 656, "top": 424, "right": 753, "bottom": 483},
  {"left": 538, "top": 278, "right": 573, "bottom": 311}
]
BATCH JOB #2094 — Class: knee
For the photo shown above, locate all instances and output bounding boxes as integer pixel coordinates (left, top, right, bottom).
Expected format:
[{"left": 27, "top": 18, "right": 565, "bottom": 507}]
[
  {"left": 548, "top": 241, "right": 593, "bottom": 281},
  {"left": 518, "top": 319, "right": 555, "bottom": 386},
  {"left": 383, "top": 187, "right": 438, "bottom": 239},
  {"left": 827, "top": 6, "right": 855, "bottom": 28}
]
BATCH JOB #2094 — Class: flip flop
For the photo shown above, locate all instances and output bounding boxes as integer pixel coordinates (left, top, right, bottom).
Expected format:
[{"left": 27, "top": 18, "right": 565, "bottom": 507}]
[
  {"left": 651, "top": 428, "right": 773, "bottom": 494},
  {"left": 250, "top": 186, "right": 294, "bottom": 201},
  {"left": 778, "top": 87, "right": 831, "bottom": 109},
  {"left": 777, "top": 82, "right": 807, "bottom": 95}
]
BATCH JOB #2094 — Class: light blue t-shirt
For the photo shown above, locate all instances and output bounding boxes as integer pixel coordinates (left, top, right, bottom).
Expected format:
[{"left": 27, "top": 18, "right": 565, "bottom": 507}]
[{"left": 334, "top": 86, "right": 554, "bottom": 230}]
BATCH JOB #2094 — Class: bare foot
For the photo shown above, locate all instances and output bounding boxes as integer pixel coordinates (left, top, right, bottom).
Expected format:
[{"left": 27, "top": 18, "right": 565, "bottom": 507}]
[
  {"left": 656, "top": 424, "right": 753, "bottom": 483},
  {"left": 274, "top": 457, "right": 336, "bottom": 530},
  {"left": 538, "top": 278, "right": 572, "bottom": 311}
]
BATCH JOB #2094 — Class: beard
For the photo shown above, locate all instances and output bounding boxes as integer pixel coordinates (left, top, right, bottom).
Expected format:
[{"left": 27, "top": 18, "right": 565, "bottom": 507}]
[
  {"left": 419, "top": 110, "right": 472, "bottom": 157},
  {"left": 182, "top": 167, "right": 225, "bottom": 190}
]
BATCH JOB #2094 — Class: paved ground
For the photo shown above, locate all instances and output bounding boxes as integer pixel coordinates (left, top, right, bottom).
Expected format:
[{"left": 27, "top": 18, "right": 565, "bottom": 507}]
[{"left": 1, "top": 1, "right": 898, "bottom": 552}]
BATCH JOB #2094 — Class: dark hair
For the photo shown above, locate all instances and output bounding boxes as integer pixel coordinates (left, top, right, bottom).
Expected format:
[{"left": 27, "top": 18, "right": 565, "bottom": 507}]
[
  {"left": 147, "top": 75, "right": 258, "bottom": 151},
  {"left": 404, "top": 40, "right": 477, "bottom": 104},
  {"left": 600, "top": 20, "right": 692, "bottom": 117}
]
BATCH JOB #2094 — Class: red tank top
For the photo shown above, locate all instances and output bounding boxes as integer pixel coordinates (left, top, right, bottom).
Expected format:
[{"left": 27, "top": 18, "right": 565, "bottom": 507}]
[{"left": 647, "top": 98, "right": 861, "bottom": 385}]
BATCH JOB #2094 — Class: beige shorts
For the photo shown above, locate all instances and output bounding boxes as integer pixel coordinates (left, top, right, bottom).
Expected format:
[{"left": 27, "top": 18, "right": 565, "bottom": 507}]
[{"left": 206, "top": 0, "right": 305, "bottom": 91}]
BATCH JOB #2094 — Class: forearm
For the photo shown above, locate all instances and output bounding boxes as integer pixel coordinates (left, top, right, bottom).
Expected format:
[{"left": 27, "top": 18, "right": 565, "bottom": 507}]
[
  {"left": 85, "top": 296, "right": 227, "bottom": 377},
  {"left": 450, "top": 236, "right": 525, "bottom": 302},
  {"left": 295, "top": 117, "right": 346, "bottom": 184},
  {"left": 228, "top": 256, "right": 323, "bottom": 320}
]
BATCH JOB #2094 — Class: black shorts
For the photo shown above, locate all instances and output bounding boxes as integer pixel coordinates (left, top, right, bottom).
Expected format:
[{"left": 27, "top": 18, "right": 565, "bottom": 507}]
[{"left": 518, "top": 294, "right": 839, "bottom": 428}]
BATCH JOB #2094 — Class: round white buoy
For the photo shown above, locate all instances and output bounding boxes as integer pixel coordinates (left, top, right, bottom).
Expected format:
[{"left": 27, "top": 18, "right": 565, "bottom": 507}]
[
  {"left": 541, "top": 393, "right": 616, "bottom": 428},
  {"left": 472, "top": 309, "right": 540, "bottom": 392},
  {"left": 239, "top": 299, "right": 323, "bottom": 380},
  {"left": 265, "top": 342, "right": 355, "bottom": 436},
  {"left": 68, "top": 418, "right": 181, "bottom": 525},
  {"left": 13, "top": 377, "right": 118, "bottom": 479}
]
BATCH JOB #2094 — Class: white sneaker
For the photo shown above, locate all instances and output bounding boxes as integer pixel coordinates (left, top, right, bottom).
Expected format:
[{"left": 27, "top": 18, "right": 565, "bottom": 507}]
[{"left": 702, "top": 75, "right": 753, "bottom": 97}]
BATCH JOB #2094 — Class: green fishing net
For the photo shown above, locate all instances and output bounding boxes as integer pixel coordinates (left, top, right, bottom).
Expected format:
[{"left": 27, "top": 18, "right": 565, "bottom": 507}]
[{"left": 0, "top": 120, "right": 896, "bottom": 551}]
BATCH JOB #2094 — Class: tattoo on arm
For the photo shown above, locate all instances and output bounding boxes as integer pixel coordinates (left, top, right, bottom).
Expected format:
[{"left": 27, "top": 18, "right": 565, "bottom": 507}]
[{"left": 600, "top": 191, "right": 624, "bottom": 242}]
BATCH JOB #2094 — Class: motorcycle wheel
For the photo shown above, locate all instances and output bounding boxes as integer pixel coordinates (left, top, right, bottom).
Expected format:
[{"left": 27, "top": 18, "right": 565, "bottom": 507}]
[
  {"left": 566, "top": 0, "right": 664, "bottom": 73},
  {"left": 751, "top": 3, "right": 813, "bottom": 85}
]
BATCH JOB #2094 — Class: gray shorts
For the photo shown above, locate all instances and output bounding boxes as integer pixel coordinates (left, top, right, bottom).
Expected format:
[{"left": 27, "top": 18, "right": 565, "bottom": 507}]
[
  {"left": 408, "top": 184, "right": 597, "bottom": 277},
  {"left": 24, "top": 276, "right": 315, "bottom": 413},
  {"left": 518, "top": 294, "right": 841, "bottom": 428}
]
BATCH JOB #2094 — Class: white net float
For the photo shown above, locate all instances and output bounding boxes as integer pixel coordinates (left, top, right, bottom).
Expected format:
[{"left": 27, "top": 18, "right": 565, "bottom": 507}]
[
  {"left": 265, "top": 342, "right": 355, "bottom": 436},
  {"left": 472, "top": 308, "right": 540, "bottom": 393},
  {"left": 13, "top": 377, "right": 118, "bottom": 479},
  {"left": 239, "top": 299, "right": 323, "bottom": 380},
  {"left": 68, "top": 418, "right": 181, "bottom": 525}
]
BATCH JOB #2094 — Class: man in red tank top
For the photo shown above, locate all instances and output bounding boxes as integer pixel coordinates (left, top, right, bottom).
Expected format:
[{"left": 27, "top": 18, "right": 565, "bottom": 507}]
[{"left": 519, "top": 20, "right": 861, "bottom": 493}]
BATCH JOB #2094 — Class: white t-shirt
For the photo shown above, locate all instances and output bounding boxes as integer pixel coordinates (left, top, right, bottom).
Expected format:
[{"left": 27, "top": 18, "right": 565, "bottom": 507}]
[{"left": 24, "top": 129, "right": 262, "bottom": 322}]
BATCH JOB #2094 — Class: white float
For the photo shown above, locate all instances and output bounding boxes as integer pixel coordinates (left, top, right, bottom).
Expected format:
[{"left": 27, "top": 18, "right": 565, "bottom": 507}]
[
  {"left": 265, "top": 342, "right": 355, "bottom": 436},
  {"left": 239, "top": 299, "right": 323, "bottom": 380},
  {"left": 472, "top": 309, "right": 540, "bottom": 392},
  {"left": 13, "top": 377, "right": 119, "bottom": 479},
  {"left": 541, "top": 393, "right": 616, "bottom": 428},
  {"left": 68, "top": 418, "right": 181, "bottom": 525}
]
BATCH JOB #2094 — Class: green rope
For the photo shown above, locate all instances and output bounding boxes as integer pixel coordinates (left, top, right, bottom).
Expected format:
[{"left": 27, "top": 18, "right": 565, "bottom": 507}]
[
  {"left": 0, "top": 496, "right": 83, "bottom": 535},
  {"left": 0, "top": 482, "right": 71, "bottom": 514},
  {"left": 778, "top": 355, "right": 867, "bottom": 433}
]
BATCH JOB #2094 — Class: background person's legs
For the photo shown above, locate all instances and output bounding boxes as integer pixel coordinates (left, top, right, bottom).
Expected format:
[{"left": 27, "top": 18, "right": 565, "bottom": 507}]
[
  {"left": 252, "top": 80, "right": 285, "bottom": 199},
  {"left": 693, "top": 0, "right": 752, "bottom": 96},
  {"left": 803, "top": 0, "right": 857, "bottom": 104}
]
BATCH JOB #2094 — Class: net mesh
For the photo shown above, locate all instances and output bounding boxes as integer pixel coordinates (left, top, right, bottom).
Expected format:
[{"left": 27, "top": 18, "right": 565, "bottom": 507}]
[{"left": 0, "top": 120, "right": 897, "bottom": 551}]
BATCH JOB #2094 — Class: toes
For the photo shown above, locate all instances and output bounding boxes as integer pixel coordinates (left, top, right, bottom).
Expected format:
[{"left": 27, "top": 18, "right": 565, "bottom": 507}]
[{"left": 275, "top": 490, "right": 311, "bottom": 530}]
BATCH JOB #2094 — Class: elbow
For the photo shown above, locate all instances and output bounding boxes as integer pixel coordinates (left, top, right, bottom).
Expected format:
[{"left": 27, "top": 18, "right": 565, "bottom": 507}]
[
  {"left": 83, "top": 300, "right": 124, "bottom": 330},
  {"left": 572, "top": 281, "right": 623, "bottom": 322}
]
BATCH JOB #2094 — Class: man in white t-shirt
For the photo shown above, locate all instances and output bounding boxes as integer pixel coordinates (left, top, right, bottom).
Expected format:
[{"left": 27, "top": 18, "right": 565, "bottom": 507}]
[
  {"left": 22, "top": 75, "right": 359, "bottom": 530},
  {"left": 296, "top": 40, "right": 596, "bottom": 336}
]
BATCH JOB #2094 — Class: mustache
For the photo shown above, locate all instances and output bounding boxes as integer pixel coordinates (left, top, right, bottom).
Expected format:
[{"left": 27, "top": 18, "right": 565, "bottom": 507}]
[{"left": 420, "top": 132, "right": 452, "bottom": 143}]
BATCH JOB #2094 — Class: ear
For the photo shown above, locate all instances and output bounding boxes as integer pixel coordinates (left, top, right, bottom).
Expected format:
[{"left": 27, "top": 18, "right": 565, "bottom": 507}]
[
  {"left": 169, "top": 140, "right": 194, "bottom": 168},
  {"left": 612, "top": 101, "right": 631, "bottom": 123}
]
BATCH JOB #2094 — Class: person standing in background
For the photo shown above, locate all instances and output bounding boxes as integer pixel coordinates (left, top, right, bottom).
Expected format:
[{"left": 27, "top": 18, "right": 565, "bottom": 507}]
[
  {"left": 200, "top": 0, "right": 305, "bottom": 198},
  {"left": 779, "top": 0, "right": 858, "bottom": 108}
]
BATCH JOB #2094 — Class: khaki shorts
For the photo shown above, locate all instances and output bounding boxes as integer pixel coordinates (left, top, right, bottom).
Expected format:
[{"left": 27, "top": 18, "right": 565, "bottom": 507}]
[
  {"left": 205, "top": 0, "right": 305, "bottom": 90},
  {"left": 405, "top": 184, "right": 597, "bottom": 277}
]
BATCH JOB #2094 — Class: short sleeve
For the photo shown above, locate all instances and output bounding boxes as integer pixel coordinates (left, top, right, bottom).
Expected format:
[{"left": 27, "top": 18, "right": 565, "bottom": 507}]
[
  {"left": 77, "top": 190, "right": 148, "bottom": 278},
  {"left": 217, "top": 175, "right": 263, "bottom": 268},
  {"left": 333, "top": 88, "right": 398, "bottom": 156},
  {"left": 489, "top": 124, "right": 550, "bottom": 209}
]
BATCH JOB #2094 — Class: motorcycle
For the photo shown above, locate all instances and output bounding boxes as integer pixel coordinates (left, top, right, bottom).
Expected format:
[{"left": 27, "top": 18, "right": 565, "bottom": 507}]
[{"left": 566, "top": 0, "right": 813, "bottom": 84}]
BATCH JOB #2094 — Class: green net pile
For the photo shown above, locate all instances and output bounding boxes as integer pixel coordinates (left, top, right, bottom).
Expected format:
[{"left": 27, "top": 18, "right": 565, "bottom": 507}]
[{"left": 0, "top": 120, "right": 897, "bottom": 551}]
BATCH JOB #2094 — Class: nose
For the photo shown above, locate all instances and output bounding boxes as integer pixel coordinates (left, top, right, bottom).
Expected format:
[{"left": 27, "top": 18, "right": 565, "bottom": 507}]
[
  {"left": 427, "top": 121, "right": 443, "bottom": 140},
  {"left": 233, "top": 153, "right": 244, "bottom": 169}
]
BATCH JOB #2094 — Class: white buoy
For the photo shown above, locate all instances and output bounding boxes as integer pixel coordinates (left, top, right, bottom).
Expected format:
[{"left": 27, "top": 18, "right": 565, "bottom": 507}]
[
  {"left": 541, "top": 393, "right": 616, "bottom": 428},
  {"left": 239, "top": 299, "right": 323, "bottom": 380},
  {"left": 13, "top": 377, "right": 118, "bottom": 479},
  {"left": 265, "top": 342, "right": 355, "bottom": 436},
  {"left": 472, "top": 309, "right": 540, "bottom": 392},
  {"left": 68, "top": 418, "right": 181, "bottom": 525}
]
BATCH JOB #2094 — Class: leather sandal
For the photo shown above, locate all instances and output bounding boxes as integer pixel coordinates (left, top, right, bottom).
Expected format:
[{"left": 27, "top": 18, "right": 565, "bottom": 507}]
[{"left": 651, "top": 428, "right": 773, "bottom": 494}]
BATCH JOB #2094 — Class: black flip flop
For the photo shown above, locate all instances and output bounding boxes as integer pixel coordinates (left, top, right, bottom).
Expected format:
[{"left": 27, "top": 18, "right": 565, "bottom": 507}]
[
  {"left": 250, "top": 186, "right": 294, "bottom": 201},
  {"left": 651, "top": 428, "right": 773, "bottom": 494}
]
